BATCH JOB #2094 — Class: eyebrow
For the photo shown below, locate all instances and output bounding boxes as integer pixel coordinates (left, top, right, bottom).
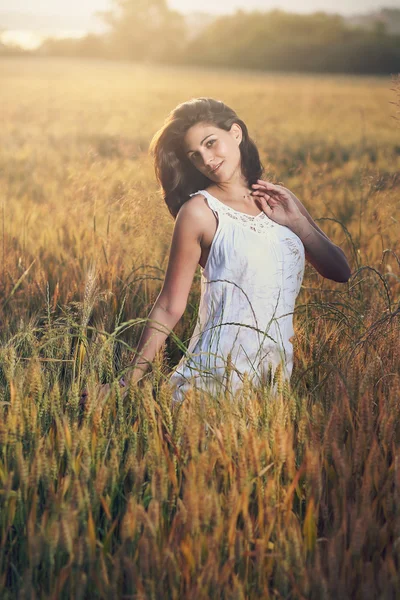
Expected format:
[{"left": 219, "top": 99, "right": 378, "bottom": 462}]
[{"left": 186, "top": 134, "right": 214, "bottom": 155}]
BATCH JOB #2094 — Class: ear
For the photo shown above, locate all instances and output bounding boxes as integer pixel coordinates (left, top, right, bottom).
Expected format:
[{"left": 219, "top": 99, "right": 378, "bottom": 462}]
[{"left": 230, "top": 123, "right": 243, "bottom": 145}]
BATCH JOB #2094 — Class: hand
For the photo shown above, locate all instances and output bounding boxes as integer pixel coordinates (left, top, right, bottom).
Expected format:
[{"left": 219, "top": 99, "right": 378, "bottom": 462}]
[
  {"left": 251, "top": 180, "right": 303, "bottom": 228},
  {"left": 79, "top": 381, "right": 127, "bottom": 410}
]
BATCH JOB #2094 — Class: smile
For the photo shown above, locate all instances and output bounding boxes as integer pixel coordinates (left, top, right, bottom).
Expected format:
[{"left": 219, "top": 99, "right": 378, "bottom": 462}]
[{"left": 210, "top": 162, "right": 223, "bottom": 173}]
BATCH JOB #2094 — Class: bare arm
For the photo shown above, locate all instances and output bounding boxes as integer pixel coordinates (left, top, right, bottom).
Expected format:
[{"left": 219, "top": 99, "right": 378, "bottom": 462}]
[
  {"left": 123, "top": 197, "right": 205, "bottom": 386},
  {"left": 279, "top": 185, "right": 352, "bottom": 283}
]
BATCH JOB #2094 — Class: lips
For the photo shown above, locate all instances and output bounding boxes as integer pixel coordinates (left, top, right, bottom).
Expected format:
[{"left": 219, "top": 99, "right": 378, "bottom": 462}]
[{"left": 209, "top": 161, "right": 223, "bottom": 174}]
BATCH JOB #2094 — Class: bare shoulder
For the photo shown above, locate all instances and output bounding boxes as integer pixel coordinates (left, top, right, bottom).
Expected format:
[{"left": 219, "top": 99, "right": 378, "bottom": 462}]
[
  {"left": 176, "top": 192, "right": 211, "bottom": 220},
  {"left": 175, "top": 193, "right": 215, "bottom": 234}
]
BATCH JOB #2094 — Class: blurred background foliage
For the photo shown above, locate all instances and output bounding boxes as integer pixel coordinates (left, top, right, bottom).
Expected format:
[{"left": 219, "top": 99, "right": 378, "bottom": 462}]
[{"left": 1, "top": 0, "right": 400, "bottom": 74}]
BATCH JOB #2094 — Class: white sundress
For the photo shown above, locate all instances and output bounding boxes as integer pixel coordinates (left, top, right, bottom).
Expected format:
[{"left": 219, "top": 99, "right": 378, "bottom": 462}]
[{"left": 168, "top": 188, "right": 306, "bottom": 403}]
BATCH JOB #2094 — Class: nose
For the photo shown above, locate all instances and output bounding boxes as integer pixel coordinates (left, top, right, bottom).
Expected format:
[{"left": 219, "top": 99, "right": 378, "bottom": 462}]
[
  {"left": 204, "top": 149, "right": 215, "bottom": 166},
  {"left": 194, "top": 148, "right": 215, "bottom": 170}
]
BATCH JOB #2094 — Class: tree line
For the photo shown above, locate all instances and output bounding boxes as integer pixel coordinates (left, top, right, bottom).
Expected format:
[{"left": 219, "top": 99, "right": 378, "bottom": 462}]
[{"left": 3, "top": 0, "right": 400, "bottom": 74}]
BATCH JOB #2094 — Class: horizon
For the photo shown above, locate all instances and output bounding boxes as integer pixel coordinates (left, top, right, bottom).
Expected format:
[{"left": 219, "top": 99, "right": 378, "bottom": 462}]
[
  {"left": 1, "top": 1, "right": 398, "bottom": 49},
  {"left": 1, "top": 0, "right": 398, "bottom": 20}
]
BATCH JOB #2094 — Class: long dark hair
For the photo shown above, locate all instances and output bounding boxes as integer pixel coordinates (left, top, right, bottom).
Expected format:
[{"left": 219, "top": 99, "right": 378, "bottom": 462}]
[{"left": 149, "top": 97, "right": 264, "bottom": 219}]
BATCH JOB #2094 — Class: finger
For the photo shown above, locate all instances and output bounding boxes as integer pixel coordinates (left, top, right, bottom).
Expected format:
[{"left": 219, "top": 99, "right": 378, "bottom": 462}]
[
  {"left": 253, "top": 181, "right": 282, "bottom": 193},
  {"left": 253, "top": 190, "right": 276, "bottom": 204},
  {"left": 257, "top": 179, "right": 279, "bottom": 186},
  {"left": 253, "top": 185, "right": 281, "bottom": 197},
  {"left": 252, "top": 189, "right": 273, "bottom": 198},
  {"left": 259, "top": 196, "right": 272, "bottom": 214},
  {"left": 253, "top": 180, "right": 278, "bottom": 188}
]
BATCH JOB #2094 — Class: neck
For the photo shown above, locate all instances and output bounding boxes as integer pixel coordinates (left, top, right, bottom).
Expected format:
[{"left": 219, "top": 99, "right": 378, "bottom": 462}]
[{"left": 213, "top": 170, "right": 251, "bottom": 199}]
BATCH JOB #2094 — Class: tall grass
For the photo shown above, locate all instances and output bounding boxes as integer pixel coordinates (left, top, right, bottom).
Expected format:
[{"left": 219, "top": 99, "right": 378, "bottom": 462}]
[{"left": 0, "top": 58, "right": 399, "bottom": 598}]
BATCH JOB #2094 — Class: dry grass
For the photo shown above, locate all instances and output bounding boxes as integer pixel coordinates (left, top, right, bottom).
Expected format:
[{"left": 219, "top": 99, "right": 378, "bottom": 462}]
[{"left": 0, "top": 57, "right": 399, "bottom": 599}]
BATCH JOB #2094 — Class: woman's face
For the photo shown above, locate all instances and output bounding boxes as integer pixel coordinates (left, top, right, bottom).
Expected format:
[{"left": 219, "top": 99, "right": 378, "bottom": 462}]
[{"left": 182, "top": 121, "right": 243, "bottom": 182}]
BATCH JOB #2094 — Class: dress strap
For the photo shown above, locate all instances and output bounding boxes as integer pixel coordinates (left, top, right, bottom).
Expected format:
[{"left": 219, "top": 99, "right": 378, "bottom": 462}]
[
  {"left": 189, "top": 189, "right": 220, "bottom": 218},
  {"left": 190, "top": 188, "right": 276, "bottom": 235}
]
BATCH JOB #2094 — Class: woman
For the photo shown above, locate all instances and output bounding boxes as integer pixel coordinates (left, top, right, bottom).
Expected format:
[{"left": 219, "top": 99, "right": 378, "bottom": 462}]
[{"left": 82, "top": 97, "right": 351, "bottom": 405}]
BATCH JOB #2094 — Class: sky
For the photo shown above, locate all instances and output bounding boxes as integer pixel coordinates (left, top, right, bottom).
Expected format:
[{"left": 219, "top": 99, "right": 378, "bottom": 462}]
[
  {"left": 0, "top": 0, "right": 398, "bottom": 47},
  {"left": 1, "top": 0, "right": 399, "bottom": 21}
]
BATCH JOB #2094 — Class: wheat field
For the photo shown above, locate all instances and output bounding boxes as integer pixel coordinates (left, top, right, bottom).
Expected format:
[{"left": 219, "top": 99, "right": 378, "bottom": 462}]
[{"left": 1, "top": 57, "right": 400, "bottom": 599}]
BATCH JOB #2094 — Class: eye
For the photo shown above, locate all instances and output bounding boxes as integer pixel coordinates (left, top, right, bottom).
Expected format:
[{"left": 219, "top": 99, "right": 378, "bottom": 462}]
[{"left": 189, "top": 139, "right": 216, "bottom": 162}]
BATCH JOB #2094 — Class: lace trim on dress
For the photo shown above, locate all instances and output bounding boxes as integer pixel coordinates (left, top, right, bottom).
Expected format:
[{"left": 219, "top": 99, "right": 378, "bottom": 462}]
[
  {"left": 282, "top": 236, "right": 305, "bottom": 296},
  {"left": 190, "top": 189, "right": 277, "bottom": 235}
]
